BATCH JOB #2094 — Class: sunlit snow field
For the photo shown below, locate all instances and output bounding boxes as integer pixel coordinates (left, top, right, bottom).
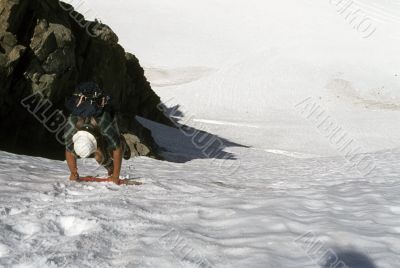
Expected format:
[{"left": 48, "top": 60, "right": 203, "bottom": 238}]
[{"left": 1, "top": 0, "right": 400, "bottom": 267}]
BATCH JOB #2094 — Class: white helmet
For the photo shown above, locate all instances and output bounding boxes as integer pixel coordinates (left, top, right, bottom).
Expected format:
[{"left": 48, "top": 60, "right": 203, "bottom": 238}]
[{"left": 72, "top": 131, "right": 97, "bottom": 158}]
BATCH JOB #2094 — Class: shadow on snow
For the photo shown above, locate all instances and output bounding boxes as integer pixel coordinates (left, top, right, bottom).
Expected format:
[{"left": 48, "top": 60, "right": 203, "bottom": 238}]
[{"left": 137, "top": 111, "right": 248, "bottom": 163}]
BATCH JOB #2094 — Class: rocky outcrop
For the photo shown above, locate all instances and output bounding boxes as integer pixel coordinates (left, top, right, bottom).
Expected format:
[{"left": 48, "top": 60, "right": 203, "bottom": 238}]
[{"left": 0, "top": 0, "right": 172, "bottom": 159}]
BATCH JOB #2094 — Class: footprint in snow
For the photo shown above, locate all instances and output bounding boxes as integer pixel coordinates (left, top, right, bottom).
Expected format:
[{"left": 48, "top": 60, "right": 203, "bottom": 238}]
[{"left": 0, "top": 207, "right": 11, "bottom": 217}]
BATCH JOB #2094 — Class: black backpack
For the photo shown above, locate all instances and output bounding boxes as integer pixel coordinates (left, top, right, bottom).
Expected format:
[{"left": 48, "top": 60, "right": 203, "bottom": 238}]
[{"left": 65, "top": 82, "right": 111, "bottom": 117}]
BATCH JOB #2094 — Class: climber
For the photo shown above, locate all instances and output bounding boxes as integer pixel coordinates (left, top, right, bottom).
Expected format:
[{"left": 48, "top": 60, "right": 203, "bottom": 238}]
[{"left": 63, "top": 82, "right": 130, "bottom": 184}]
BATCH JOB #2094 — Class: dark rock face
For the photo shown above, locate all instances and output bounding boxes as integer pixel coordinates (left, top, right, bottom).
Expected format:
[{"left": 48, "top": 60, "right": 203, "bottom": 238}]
[{"left": 0, "top": 0, "right": 172, "bottom": 159}]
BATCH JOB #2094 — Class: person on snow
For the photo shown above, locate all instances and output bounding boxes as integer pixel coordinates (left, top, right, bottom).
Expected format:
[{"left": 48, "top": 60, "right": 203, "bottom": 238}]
[{"left": 64, "top": 82, "right": 130, "bottom": 184}]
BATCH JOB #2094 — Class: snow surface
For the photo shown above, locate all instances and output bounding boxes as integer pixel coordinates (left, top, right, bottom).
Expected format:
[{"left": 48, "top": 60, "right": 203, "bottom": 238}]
[
  {"left": 1, "top": 0, "right": 400, "bottom": 267},
  {"left": 1, "top": 147, "right": 400, "bottom": 267},
  {"left": 77, "top": 0, "right": 400, "bottom": 156}
]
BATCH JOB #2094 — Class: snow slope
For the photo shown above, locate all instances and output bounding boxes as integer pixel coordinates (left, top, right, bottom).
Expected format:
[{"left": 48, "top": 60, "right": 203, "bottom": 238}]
[
  {"left": 0, "top": 147, "right": 400, "bottom": 267},
  {"left": 78, "top": 0, "right": 400, "bottom": 156},
  {"left": 1, "top": 0, "right": 400, "bottom": 267}
]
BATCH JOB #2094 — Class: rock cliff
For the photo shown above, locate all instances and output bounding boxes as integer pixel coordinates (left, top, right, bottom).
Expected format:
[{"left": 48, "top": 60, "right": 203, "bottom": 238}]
[{"left": 0, "top": 0, "right": 171, "bottom": 159}]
